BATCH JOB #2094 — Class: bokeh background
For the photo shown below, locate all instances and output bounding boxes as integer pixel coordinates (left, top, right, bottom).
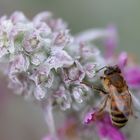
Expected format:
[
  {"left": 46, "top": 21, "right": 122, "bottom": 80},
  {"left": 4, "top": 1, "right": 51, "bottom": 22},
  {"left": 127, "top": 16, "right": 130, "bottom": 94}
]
[{"left": 0, "top": 0, "right": 140, "bottom": 140}]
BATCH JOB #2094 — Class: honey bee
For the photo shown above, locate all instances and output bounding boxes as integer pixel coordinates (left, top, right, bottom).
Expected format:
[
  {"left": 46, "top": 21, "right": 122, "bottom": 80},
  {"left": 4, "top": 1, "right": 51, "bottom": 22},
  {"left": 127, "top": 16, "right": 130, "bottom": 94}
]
[{"left": 93, "top": 65, "right": 135, "bottom": 128}]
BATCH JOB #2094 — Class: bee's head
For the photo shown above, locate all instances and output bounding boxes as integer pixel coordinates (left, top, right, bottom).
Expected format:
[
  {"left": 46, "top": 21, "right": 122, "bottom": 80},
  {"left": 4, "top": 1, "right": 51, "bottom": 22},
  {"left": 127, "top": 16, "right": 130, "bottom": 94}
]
[{"left": 104, "top": 65, "right": 121, "bottom": 76}]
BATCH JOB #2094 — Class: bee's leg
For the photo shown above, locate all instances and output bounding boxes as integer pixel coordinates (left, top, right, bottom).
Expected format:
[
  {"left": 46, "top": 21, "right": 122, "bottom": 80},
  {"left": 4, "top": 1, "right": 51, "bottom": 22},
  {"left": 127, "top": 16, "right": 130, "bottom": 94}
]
[
  {"left": 100, "top": 76, "right": 105, "bottom": 80},
  {"left": 95, "top": 96, "right": 109, "bottom": 119},
  {"left": 93, "top": 86, "right": 108, "bottom": 95},
  {"left": 98, "top": 95, "right": 109, "bottom": 112},
  {"left": 80, "top": 81, "right": 108, "bottom": 95}
]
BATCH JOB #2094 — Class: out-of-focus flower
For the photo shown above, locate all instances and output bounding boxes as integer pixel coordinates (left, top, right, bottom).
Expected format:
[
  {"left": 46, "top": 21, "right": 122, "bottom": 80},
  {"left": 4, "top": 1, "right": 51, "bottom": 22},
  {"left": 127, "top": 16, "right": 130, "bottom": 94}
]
[
  {"left": 97, "top": 115, "right": 126, "bottom": 140},
  {"left": 124, "top": 66, "right": 140, "bottom": 88},
  {"left": 104, "top": 25, "right": 118, "bottom": 58},
  {"left": 58, "top": 118, "right": 79, "bottom": 140},
  {"left": 84, "top": 111, "right": 126, "bottom": 140},
  {"left": 33, "top": 11, "right": 67, "bottom": 31},
  {"left": 83, "top": 109, "right": 97, "bottom": 125},
  {"left": 79, "top": 43, "right": 105, "bottom": 66},
  {"left": 43, "top": 118, "right": 79, "bottom": 140},
  {"left": 118, "top": 52, "right": 128, "bottom": 69},
  {"left": 0, "top": 18, "right": 14, "bottom": 58},
  {"left": 42, "top": 135, "right": 54, "bottom": 140},
  {"left": 10, "top": 11, "right": 28, "bottom": 24}
]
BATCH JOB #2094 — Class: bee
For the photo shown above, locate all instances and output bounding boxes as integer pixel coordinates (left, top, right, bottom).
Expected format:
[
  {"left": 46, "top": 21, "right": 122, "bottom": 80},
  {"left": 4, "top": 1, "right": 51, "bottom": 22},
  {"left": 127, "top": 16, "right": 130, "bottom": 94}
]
[{"left": 93, "top": 65, "right": 135, "bottom": 128}]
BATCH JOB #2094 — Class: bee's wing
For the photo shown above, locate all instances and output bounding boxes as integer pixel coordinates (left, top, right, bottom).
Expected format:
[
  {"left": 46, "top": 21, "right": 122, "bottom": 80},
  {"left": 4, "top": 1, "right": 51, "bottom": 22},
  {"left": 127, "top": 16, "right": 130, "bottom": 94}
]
[
  {"left": 110, "top": 85, "right": 131, "bottom": 117},
  {"left": 129, "top": 90, "right": 140, "bottom": 116}
]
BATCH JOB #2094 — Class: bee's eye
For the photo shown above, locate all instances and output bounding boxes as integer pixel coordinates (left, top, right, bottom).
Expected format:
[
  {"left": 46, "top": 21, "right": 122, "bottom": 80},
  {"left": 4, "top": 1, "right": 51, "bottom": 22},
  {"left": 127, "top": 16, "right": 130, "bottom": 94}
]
[
  {"left": 114, "top": 66, "right": 121, "bottom": 73},
  {"left": 104, "top": 70, "right": 110, "bottom": 75}
]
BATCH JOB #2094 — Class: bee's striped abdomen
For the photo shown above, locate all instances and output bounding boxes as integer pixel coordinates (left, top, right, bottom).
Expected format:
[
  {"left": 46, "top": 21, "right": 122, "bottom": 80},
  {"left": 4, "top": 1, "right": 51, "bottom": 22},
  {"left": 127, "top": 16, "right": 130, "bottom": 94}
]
[{"left": 110, "top": 100, "right": 129, "bottom": 128}]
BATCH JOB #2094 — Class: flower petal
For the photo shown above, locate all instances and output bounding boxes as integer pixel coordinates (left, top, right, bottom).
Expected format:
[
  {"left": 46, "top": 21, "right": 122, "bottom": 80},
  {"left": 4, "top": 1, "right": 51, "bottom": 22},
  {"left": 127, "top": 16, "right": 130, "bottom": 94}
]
[
  {"left": 118, "top": 52, "right": 128, "bottom": 69},
  {"left": 9, "top": 54, "right": 29, "bottom": 74},
  {"left": 124, "top": 66, "right": 140, "bottom": 88},
  {"left": 46, "top": 48, "right": 74, "bottom": 69}
]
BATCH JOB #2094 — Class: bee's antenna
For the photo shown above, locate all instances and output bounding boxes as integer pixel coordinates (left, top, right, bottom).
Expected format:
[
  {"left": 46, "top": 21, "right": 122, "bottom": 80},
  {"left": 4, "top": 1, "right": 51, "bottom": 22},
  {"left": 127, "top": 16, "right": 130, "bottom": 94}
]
[{"left": 95, "top": 66, "right": 107, "bottom": 73}]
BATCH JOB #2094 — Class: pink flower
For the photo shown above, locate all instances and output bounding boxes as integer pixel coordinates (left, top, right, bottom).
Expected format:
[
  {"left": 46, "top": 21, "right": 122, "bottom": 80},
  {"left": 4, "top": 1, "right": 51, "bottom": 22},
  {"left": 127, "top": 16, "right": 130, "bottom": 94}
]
[
  {"left": 84, "top": 111, "right": 126, "bottom": 140},
  {"left": 83, "top": 109, "right": 97, "bottom": 124},
  {"left": 118, "top": 52, "right": 128, "bottom": 69},
  {"left": 104, "top": 25, "right": 118, "bottom": 58},
  {"left": 97, "top": 115, "right": 126, "bottom": 140},
  {"left": 124, "top": 66, "right": 140, "bottom": 88},
  {"left": 42, "top": 135, "right": 54, "bottom": 140}
]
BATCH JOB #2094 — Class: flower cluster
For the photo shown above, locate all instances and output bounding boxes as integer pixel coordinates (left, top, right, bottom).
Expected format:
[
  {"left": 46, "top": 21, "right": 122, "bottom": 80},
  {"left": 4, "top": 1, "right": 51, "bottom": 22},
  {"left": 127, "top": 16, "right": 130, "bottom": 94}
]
[
  {"left": 0, "top": 11, "right": 111, "bottom": 106},
  {"left": 0, "top": 11, "right": 140, "bottom": 140}
]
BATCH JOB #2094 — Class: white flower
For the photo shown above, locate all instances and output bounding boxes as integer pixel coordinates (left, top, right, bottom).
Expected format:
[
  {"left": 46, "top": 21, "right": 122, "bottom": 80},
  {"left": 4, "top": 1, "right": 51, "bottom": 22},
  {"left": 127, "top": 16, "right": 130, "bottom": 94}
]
[
  {"left": 46, "top": 48, "right": 74, "bottom": 70},
  {"left": 0, "top": 18, "right": 14, "bottom": 57},
  {"left": 9, "top": 54, "right": 29, "bottom": 74},
  {"left": 34, "top": 21, "right": 51, "bottom": 37},
  {"left": 10, "top": 11, "right": 28, "bottom": 24},
  {"left": 72, "top": 84, "right": 90, "bottom": 103},
  {"left": 54, "top": 85, "right": 71, "bottom": 110},
  {"left": 52, "top": 30, "right": 73, "bottom": 48},
  {"left": 33, "top": 11, "right": 52, "bottom": 24},
  {"left": 33, "top": 11, "right": 67, "bottom": 31},
  {"left": 23, "top": 30, "right": 43, "bottom": 52},
  {"left": 62, "top": 60, "right": 85, "bottom": 84},
  {"left": 30, "top": 51, "right": 46, "bottom": 66},
  {"left": 30, "top": 64, "right": 53, "bottom": 88},
  {"left": 72, "top": 87, "right": 83, "bottom": 103},
  {"left": 84, "top": 63, "right": 96, "bottom": 78}
]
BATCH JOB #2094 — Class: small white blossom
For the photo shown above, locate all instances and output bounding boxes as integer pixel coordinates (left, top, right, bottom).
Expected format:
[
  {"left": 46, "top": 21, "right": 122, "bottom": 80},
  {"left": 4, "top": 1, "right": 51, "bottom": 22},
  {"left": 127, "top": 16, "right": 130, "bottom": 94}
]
[
  {"left": 53, "top": 30, "right": 73, "bottom": 48},
  {"left": 46, "top": 48, "right": 74, "bottom": 70},
  {"left": 30, "top": 51, "right": 46, "bottom": 66},
  {"left": 54, "top": 85, "right": 71, "bottom": 110},
  {"left": 72, "top": 84, "right": 90, "bottom": 104},
  {"left": 84, "top": 63, "right": 96, "bottom": 78},
  {"left": 30, "top": 65, "right": 53, "bottom": 88},
  {"left": 23, "top": 30, "right": 43, "bottom": 52},
  {"left": 9, "top": 54, "right": 29, "bottom": 74},
  {"left": 10, "top": 11, "right": 28, "bottom": 24},
  {"left": 0, "top": 18, "right": 14, "bottom": 57},
  {"left": 62, "top": 60, "right": 85, "bottom": 84}
]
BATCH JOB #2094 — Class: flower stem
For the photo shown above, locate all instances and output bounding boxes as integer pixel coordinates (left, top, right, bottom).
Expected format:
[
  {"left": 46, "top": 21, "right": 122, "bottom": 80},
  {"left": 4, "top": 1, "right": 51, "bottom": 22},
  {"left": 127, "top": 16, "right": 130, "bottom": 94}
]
[{"left": 41, "top": 99, "right": 58, "bottom": 140}]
